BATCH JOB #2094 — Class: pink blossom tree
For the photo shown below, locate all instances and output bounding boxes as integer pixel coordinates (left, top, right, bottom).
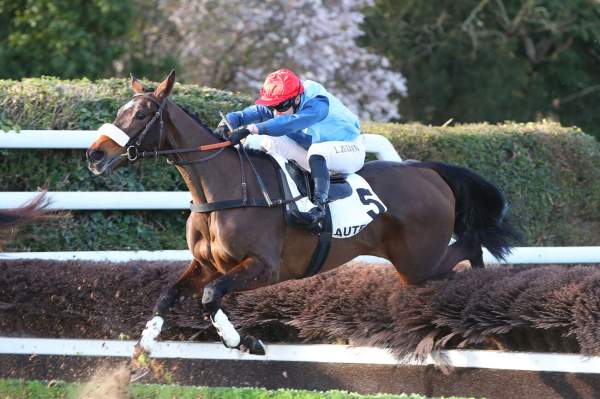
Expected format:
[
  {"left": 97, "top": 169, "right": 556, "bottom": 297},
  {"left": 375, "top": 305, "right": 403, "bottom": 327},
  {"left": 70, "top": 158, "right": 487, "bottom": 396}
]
[{"left": 164, "top": 0, "right": 406, "bottom": 120}]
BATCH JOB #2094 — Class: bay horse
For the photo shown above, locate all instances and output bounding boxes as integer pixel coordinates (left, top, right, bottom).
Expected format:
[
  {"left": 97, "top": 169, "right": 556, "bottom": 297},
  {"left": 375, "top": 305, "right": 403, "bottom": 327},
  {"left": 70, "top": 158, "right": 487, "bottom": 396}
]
[{"left": 86, "top": 71, "right": 520, "bottom": 359}]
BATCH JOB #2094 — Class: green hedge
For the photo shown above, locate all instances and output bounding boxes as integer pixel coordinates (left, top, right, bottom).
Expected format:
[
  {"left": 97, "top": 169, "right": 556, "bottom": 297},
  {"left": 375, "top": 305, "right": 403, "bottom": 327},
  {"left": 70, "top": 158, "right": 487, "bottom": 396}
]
[
  {"left": 1, "top": 78, "right": 599, "bottom": 251},
  {"left": 364, "top": 121, "right": 600, "bottom": 246}
]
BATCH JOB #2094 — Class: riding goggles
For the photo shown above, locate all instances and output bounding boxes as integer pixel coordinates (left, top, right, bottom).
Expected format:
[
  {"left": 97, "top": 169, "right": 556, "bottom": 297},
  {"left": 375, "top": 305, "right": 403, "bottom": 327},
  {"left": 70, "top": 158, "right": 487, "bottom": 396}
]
[{"left": 268, "top": 97, "right": 295, "bottom": 112}]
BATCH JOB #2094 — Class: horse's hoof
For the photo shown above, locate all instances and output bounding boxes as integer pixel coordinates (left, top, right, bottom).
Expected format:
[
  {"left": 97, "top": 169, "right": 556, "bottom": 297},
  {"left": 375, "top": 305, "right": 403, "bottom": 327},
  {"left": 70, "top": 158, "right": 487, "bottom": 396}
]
[
  {"left": 130, "top": 366, "right": 150, "bottom": 382},
  {"left": 239, "top": 336, "right": 266, "bottom": 355},
  {"left": 130, "top": 343, "right": 152, "bottom": 382}
]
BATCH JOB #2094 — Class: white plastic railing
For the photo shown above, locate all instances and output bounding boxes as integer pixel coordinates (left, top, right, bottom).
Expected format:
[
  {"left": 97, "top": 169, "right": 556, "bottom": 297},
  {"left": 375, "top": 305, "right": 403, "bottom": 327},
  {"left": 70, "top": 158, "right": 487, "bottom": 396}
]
[
  {"left": 0, "top": 130, "right": 402, "bottom": 161},
  {"left": 0, "top": 191, "right": 191, "bottom": 210},
  {"left": 1, "top": 337, "right": 600, "bottom": 374},
  {"left": 2, "top": 247, "right": 600, "bottom": 264},
  {"left": 0, "top": 130, "right": 401, "bottom": 209}
]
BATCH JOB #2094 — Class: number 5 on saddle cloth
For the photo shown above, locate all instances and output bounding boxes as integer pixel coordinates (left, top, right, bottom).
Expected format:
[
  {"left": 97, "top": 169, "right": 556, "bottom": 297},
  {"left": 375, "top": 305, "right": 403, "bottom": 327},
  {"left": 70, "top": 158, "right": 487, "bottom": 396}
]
[{"left": 269, "top": 153, "right": 387, "bottom": 276}]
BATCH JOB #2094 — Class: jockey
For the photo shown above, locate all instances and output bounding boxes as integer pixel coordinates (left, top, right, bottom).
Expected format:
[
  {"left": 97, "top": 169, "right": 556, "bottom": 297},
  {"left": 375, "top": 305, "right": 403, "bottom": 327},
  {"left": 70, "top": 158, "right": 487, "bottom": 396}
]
[{"left": 215, "top": 69, "right": 365, "bottom": 231}]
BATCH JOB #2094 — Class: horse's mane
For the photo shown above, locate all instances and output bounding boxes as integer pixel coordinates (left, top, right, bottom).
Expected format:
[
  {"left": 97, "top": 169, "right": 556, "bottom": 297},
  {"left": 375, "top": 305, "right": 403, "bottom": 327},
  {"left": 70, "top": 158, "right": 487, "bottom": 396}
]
[
  {"left": 177, "top": 104, "right": 216, "bottom": 137},
  {"left": 169, "top": 100, "right": 263, "bottom": 156},
  {"left": 176, "top": 103, "right": 267, "bottom": 158}
]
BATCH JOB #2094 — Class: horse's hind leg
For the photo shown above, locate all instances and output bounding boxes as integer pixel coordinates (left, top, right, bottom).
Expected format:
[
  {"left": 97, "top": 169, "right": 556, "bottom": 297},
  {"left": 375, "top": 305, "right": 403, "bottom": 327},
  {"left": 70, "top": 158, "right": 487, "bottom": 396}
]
[
  {"left": 465, "top": 233, "right": 484, "bottom": 268},
  {"left": 430, "top": 233, "right": 484, "bottom": 279},
  {"left": 202, "top": 258, "right": 275, "bottom": 355},
  {"left": 138, "top": 259, "right": 218, "bottom": 353}
]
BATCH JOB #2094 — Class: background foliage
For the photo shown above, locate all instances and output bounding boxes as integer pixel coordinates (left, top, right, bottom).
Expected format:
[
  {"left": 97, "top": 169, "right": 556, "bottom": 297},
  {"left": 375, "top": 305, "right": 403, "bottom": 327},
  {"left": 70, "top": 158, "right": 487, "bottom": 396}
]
[
  {"left": 2, "top": 0, "right": 600, "bottom": 136},
  {"left": 360, "top": 0, "right": 600, "bottom": 139},
  {"left": 2, "top": 79, "right": 599, "bottom": 251},
  {"left": 164, "top": 0, "right": 406, "bottom": 121},
  {"left": 0, "top": 0, "right": 177, "bottom": 81}
]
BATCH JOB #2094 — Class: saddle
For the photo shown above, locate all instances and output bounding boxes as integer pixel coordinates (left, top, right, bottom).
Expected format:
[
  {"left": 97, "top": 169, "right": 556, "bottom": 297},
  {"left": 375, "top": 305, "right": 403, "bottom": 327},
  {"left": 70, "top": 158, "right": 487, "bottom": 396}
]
[
  {"left": 268, "top": 157, "right": 347, "bottom": 278},
  {"left": 284, "top": 160, "right": 353, "bottom": 203}
]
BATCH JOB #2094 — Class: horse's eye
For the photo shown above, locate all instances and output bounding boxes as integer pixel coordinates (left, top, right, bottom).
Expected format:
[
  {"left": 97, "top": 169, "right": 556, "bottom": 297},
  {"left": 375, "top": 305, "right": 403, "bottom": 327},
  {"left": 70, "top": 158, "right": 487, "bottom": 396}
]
[{"left": 135, "top": 111, "right": 146, "bottom": 120}]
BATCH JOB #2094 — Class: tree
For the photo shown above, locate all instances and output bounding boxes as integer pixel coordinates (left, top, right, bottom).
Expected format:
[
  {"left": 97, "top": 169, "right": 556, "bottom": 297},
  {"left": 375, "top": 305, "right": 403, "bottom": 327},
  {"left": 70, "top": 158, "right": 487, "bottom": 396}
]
[
  {"left": 360, "top": 0, "right": 600, "bottom": 138},
  {"left": 0, "top": 0, "right": 178, "bottom": 80},
  {"left": 0, "top": 0, "right": 133, "bottom": 79},
  {"left": 118, "top": 0, "right": 181, "bottom": 80},
  {"left": 163, "top": 0, "right": 406, "bottom": 121}
]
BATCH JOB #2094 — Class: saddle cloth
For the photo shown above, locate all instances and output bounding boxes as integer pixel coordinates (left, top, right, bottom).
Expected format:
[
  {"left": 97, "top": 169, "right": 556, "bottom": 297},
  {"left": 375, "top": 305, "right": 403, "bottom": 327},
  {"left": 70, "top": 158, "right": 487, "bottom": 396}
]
[{"left": 269, "top": 153, "right": 387, "bottom": 239}]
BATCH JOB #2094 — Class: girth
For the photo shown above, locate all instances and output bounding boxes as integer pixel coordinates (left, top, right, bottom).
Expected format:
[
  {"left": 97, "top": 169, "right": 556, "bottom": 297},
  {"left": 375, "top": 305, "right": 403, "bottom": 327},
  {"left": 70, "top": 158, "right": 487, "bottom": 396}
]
[{"left": 190, "top": 197, "right": 291, "bottom": 213}]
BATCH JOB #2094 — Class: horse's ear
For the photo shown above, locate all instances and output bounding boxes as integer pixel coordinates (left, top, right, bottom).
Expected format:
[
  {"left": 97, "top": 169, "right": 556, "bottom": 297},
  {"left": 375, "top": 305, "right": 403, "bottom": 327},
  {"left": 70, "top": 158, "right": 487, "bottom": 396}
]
[
  {"left": 131, "top": 73, "right": 144, "bottom": 94},
  {"left": 155, "top": 70, "right": 176, "bottom": 101}
]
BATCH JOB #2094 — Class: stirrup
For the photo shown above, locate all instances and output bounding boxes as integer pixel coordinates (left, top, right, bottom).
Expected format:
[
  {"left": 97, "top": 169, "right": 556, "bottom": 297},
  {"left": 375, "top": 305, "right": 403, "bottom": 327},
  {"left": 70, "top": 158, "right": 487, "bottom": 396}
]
[{"left": 288, "top": 206, "right": 325, "bottom": 234}]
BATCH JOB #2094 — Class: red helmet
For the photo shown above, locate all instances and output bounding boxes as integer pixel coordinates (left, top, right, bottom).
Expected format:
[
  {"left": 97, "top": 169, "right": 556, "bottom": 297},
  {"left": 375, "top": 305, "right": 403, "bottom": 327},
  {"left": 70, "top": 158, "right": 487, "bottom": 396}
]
[{"left": 255, "top": 69, "right": 304, "bottom": 106}]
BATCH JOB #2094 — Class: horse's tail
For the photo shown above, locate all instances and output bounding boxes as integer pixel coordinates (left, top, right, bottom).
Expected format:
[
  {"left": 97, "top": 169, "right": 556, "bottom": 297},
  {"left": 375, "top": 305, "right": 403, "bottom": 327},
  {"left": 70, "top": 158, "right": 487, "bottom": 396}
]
[
  {"left": 0, "top": 193, "right": 52, "bottom": 240},
  {"left": 420, "top": 162, "right": 522, "bottom": 261}
]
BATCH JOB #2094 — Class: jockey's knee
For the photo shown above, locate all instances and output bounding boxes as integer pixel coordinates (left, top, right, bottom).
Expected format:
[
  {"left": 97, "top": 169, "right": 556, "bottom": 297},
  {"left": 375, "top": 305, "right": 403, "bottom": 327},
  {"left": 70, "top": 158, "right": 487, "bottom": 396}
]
[
  {"left": 307, "top": 140, "right": 365, "bottom": 174},
  {"left": 260, "top": 135, "right": 309, "bottom": 170}
]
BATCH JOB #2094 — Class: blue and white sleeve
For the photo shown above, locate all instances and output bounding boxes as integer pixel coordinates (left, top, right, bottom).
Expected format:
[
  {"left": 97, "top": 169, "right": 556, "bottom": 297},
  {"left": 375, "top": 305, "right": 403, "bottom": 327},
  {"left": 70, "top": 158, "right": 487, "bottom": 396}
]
[
  {"left": 255, "top": 96, "right": 329, "bottom": 136},
  {"left": 225, "top": 105, "right": 274, "bottom": 129}
]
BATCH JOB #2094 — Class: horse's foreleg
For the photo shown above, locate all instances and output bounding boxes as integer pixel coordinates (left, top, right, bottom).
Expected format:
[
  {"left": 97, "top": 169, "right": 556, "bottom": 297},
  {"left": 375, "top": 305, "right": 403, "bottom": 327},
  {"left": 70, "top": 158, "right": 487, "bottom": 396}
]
[
  {"left": 138, "top": 259, "right": 217, "bottom": 353},
  {"left": 203, "top": 258, "right": 273, "bottom": 355}
]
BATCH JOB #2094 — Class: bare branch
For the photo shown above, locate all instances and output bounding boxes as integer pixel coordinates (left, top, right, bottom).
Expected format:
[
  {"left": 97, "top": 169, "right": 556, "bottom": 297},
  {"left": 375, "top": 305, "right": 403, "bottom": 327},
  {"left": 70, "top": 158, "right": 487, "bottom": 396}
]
[
  {"left": 462, "top": 0, "right": 491, "bottom": 32},
  {"left": 493, "top": 0, "right": 511, "bottom": 28},
  {"left": 508, "top": 0, "right": 536, "bottom": 35},
  {"left": 553, "top": 84, "right": 600, "bottom": 108}
]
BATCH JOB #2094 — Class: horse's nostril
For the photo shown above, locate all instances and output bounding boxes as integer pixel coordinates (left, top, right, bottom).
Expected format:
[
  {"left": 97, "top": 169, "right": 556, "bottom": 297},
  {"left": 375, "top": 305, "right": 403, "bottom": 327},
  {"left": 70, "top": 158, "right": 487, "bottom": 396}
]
[{"left": 88, "top": 149, "right": 105, "bottom": 163}]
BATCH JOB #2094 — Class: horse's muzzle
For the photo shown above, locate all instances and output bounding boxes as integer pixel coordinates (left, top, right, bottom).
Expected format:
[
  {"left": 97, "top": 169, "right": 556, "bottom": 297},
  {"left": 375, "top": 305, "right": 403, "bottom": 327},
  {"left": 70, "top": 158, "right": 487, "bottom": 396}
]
[
  {"left": 86, "top": 148, "right": 105, "bottom": 163},
  {"left": 86, "top": 151, "right": 124, "bottom": 175}
]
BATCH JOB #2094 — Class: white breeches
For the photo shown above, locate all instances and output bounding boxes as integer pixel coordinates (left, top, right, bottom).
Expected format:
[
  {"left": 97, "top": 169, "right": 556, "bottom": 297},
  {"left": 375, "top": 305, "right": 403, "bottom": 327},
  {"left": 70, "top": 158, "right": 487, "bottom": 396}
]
[{"left": 259, "top": 135, "right": 365, "bottom": 174}]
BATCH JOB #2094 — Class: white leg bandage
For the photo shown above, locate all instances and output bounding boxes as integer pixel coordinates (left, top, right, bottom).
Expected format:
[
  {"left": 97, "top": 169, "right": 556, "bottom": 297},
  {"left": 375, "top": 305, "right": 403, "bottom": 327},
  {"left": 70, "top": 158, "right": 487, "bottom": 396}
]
[
  {"left": 139, "top": 316, "right": 164, "bottom": 352},
  {"left": 212, "top": 309, "right": 241, "bottom": 348}
]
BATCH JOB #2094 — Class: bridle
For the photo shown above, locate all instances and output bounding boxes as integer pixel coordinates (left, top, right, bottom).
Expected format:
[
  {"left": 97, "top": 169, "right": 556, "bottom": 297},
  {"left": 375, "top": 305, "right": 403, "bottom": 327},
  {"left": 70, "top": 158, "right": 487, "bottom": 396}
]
[
  {"left": 110, "top": 92, "right": 302, "bottom": 212},
  {"left": 121, "top": 93, "right": 231, "bottom": 164},
  {"left": 123, "top": 93, "right": 167, "bottom": 161}
]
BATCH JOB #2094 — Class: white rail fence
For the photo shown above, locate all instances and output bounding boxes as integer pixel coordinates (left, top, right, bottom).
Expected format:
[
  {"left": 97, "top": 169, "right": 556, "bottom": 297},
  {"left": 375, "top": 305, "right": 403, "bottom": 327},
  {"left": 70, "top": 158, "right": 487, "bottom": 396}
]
[
  {"left": 2, "top": 337, "right": 600, "bottom": 374},
  {"left": 0, "top": 129, "right": 401, "bottom": 210},
  {"left": 0, "top": 129, "right": 403, "bottom": 160},
  {"left": 3, "top": 247, "right": 600, "bottom": 265},
  {"left": 2, "top": 129, "right": 600, "bottom": 375},
  {"left": 2, "top": 129, "right": 599, "bottom": 264}
]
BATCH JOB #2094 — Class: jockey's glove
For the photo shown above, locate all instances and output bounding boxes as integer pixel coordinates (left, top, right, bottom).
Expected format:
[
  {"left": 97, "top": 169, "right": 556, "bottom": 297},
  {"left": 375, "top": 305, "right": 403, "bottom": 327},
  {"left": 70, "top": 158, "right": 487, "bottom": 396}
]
[
  {"left": 213, "top": 124, "right": 230, "bottom": 140},
  {"left": 229, "top": 126, "right": 252, "bottom": 146}
]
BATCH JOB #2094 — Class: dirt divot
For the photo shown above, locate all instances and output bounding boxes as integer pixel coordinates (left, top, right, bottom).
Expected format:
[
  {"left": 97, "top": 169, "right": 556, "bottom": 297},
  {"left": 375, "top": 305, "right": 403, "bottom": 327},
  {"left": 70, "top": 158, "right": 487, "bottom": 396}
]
[{"left": 77, "top": 363, "right": 130, "bottom": 399}]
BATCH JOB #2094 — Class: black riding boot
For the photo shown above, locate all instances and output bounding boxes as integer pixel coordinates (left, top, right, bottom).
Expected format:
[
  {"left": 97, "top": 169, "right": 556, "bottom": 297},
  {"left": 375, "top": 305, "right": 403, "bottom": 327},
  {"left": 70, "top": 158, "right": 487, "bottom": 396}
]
[
  {"left": 307, "top": 155, "right": 330, "bottom": 231},
  {"left": 288, "top": 155, "right": 330, "bottom": 233}
]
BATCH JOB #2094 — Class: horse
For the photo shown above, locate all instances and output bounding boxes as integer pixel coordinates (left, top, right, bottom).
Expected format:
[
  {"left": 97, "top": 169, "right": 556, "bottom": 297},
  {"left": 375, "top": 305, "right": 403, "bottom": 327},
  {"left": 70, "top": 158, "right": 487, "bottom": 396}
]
[
  {"left": 0, "top": 193, "right": 51, "bottom": 244},
  {"left": 86, "top": 71, "right": 520, "bottom": 361}
]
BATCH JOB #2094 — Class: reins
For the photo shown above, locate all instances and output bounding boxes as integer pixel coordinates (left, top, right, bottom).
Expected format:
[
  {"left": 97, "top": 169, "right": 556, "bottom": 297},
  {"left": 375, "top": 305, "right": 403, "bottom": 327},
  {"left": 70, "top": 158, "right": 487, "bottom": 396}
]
[
  {"left": 122, "top": 93, "right": 301, "bottom": 212},
  {"left": 128, "top": 142, "right": 230, "bottom": 164}
]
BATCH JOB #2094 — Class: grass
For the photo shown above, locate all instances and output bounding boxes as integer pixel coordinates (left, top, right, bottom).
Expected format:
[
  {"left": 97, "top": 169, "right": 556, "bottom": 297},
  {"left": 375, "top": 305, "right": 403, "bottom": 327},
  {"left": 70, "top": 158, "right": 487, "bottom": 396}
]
[{"left": 0, "top": 379, "right": 475, "bottom": 399}]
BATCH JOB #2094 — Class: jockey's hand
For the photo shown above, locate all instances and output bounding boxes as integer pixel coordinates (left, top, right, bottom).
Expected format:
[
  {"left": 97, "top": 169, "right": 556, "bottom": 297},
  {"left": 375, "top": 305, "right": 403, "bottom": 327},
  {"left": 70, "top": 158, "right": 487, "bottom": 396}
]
[
  {"left": 213, "top": 124, "right": 230, "bottom": 140},
  {"left": 229, "top": 126, "right": 251, "bottom": 146}
]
